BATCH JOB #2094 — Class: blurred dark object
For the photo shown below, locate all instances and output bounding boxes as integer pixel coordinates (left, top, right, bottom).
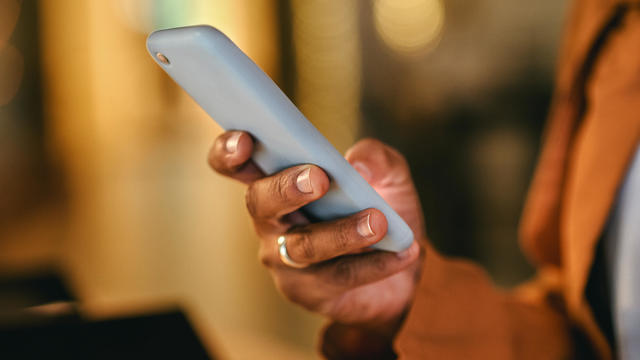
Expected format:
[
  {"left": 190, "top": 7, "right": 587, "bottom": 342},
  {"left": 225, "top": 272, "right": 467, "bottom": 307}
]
[
  {"left": 0, "top": 270, "right": 212, "bottom": 359},
  {"left": 0, "top": 311, "right": 212, "bottom": 359},
  {"left": 0, "top": 269, "right": 77, "bottom": 328}
]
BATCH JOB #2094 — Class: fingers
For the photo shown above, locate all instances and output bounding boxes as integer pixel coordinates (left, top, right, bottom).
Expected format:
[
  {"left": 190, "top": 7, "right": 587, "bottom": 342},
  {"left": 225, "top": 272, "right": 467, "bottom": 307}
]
[
  {"left": 285, "top": 208, "right": 388, "bottom": 264},
  {"left": 265, "top": 207, "right": 418, "bottom": 290},
  {"left": 314, "top": 241, "right": 420, "bottom": 289},
  {"left": 345, "top": 138, "right": 411, "bottom": 187},
  {"left": 208, "top": 131, "right": 264, "bottom": 184},
  {"left": 246, "top": 165, "right": 330, "bottom": 221}
]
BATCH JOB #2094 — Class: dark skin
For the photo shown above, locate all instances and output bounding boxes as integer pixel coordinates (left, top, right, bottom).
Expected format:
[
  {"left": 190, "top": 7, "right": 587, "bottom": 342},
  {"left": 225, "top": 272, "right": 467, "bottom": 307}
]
[{"left": 209, "top": 131, "right": 427, "bottom": 339}]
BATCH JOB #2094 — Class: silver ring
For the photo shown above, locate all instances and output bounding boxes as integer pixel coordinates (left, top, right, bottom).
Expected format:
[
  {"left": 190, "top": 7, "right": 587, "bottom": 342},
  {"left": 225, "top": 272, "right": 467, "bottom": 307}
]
[{"left": 277, "top": 235, "right": 308, "bottom": 269}]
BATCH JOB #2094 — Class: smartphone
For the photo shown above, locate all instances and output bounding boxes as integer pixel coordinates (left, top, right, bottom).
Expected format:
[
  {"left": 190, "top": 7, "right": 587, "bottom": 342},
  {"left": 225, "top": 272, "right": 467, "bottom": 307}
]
[{"left": 146, "top": 25, "right": 413, "bottom": 252}]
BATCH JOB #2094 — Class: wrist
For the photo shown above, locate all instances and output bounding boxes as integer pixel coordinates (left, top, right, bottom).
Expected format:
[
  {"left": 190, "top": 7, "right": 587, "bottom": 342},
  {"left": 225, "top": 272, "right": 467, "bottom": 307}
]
[
  {"left": 320, "top": 321, "right": 399, "bottom": 359},
  {"left": 319, "top": 304, "right": 413, "bottom": 359}
]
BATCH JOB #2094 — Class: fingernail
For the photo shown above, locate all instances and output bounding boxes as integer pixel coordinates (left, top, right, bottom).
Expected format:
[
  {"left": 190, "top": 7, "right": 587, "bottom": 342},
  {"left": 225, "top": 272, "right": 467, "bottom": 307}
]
[
  {"left": 357, "top": 214, "right": 375, "bottom": 237},
  {"left": 225, "top": 132, "right": 241, "bottom": 153},
  {"left": 352, "top": 162, "right": 372, "bottom": 182},
  {"left": 296, "top": 168, "right": 313, "bottom": 193}
]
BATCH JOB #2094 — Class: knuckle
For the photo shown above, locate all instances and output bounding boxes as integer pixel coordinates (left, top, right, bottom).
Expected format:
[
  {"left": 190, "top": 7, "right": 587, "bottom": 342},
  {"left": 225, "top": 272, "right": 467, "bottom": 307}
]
[
  {"left": 245, "top": 185, "right": 260, "bottom": 218},
  {"left": 332, "top": 260, "right": 356, "bottom": 287},
  {"left": 370, "top": 254, "right": 388, "bottom": 273},
  {"left": 258, "top": 247, "right": 274, "bottom": 268},
  {"left": 282, "top": 289, "right": 303, "bottom": 305},
  {"left": 277, "top": 279, "right": 304, "bottom": 304},
  {"left": 270, "top": 174, "right": 290, "bottom": 204},
  {"left": 292, "top": 231, "right": 315, "bottom": 261},
  {"left": 301, "top": 298, "right": 325, "bottom": 313},
  {"left": 334, "top": 221, "right": 352, "bottom": 251}
]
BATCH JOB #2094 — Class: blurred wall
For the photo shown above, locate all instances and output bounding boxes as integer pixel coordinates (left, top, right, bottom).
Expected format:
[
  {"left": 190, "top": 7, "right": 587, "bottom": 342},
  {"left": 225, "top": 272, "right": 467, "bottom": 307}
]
[{"left": 37, "top": 1, "right": 321, "bottom": 359}]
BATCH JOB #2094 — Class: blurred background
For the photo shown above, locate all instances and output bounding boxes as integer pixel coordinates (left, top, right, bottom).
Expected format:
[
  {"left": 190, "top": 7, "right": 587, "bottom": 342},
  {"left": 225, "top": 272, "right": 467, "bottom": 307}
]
[{"left": 0, "top": 0, "right": 567, "bottom": 358}]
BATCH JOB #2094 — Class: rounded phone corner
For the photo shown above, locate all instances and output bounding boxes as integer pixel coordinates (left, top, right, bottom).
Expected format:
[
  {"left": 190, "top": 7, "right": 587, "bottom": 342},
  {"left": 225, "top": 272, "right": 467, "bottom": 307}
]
[{"left": 146, "top": 25, "right": 233, "bottom": 63}]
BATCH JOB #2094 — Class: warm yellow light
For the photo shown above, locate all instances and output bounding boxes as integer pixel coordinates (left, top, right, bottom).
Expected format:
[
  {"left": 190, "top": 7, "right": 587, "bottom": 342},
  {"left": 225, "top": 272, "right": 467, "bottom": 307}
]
[
  {"left": 0, "top": 0, "right": 23, "bottom": 106},
  {"left": 291, "top": 0, "right": 361, "bottom": 152},
  {"left": 373, "top": 0, "right": 445, "bottom": 55}
]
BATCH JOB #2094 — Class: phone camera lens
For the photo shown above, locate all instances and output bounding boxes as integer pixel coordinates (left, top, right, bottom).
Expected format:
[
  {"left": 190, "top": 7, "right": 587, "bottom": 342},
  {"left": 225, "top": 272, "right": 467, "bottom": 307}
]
[{"left": 155, "top": 52, "right": 170, "bottom": 65}]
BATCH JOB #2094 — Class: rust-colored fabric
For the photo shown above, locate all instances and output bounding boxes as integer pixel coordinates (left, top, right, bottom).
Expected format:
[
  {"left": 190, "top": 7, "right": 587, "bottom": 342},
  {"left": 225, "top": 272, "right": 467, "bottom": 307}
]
[{"left": 321, "top": 0, "right": 640, "bottom": 359}]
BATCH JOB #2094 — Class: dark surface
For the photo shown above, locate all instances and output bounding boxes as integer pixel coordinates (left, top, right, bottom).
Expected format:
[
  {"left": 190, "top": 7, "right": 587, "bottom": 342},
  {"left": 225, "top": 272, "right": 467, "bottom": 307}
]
[
  {"left": 0, "top": 310, "right": 212, "bottom": 360},
  {"left": 0, "top": 271, "right": 213, "bottom": 360},
  {"left": 0, "top": 271, "right": 74, "bottom": 310}
]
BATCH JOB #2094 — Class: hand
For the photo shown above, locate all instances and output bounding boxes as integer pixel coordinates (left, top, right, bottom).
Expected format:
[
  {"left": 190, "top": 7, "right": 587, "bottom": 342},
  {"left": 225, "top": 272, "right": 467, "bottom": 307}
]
[{"left": 208, "top": 131, "right": 426, "bottom": 335}]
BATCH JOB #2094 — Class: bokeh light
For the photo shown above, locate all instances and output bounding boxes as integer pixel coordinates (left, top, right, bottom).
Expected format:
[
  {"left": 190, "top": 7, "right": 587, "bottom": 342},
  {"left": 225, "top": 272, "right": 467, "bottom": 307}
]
[{"left": 373, "top": 0, "right": 445, "bottom": 55}]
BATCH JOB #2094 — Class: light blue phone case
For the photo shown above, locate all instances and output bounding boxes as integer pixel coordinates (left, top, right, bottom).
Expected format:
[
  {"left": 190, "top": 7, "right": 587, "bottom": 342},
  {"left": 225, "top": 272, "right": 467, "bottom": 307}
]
[{"left": 146, "top": 25, "right": 413, "bottom": 252}]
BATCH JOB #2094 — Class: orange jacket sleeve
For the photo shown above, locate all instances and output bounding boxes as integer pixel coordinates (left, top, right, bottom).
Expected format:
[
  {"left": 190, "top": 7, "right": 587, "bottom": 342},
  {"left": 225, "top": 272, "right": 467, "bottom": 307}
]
[{"left": 393, "top": 248, "right": 571, "bottom": 359}]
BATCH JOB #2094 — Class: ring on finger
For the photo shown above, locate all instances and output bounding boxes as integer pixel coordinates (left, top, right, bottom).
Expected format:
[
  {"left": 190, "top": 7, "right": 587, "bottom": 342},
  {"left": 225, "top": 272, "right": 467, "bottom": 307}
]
[{"left": 277, "top": 235, "right": 309, "bottom": 269}]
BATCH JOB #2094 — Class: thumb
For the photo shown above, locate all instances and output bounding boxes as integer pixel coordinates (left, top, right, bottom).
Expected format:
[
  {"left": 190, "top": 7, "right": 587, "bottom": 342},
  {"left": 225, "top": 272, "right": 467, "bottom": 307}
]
[
  {"left": 345, "top": 138, "right": 412, "bottom": 188},
  {"left": 345, "top": 138, "right": 427, "bottom": 242}
]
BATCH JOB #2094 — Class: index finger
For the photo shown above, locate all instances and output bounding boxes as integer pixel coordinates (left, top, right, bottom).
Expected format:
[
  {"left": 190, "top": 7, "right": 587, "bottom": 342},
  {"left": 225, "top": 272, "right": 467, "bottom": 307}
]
[
  {"left": 313, "top": 241, "right": 420, "bottom": 289},
  {"left": 283, "top": 208, "right": 388, "bottom": 265},
  {"left": 208, "top": 130, "right": 264, "bottom": 184}
]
